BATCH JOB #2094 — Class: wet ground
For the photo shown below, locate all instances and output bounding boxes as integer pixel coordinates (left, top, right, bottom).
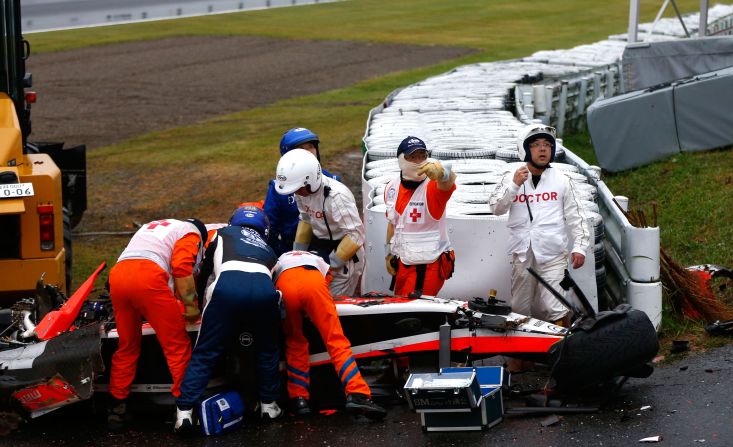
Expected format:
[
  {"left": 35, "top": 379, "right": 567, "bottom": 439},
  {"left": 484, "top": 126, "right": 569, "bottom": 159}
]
[{"left": 5, "top": 345, "right": 733, "bottom": 446}]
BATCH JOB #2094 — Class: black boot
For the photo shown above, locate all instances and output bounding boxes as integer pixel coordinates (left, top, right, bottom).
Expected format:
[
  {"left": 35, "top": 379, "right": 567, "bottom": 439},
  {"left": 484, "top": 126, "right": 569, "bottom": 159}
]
[
  {"left": 107, "top": 398, "right": 129, "bottom": 432},
  {"left": 290, "top": 397, "right": 311, "bottom": 416},
  {"left": 345, "top": 394, "right": 387, "bottom": 421}
]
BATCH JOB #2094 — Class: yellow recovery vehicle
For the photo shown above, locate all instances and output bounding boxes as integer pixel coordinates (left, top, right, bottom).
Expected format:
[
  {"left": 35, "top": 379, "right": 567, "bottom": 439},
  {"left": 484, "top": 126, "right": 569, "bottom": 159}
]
[{"left": 0, "top": 0, "right": 86, "bottom": 304}]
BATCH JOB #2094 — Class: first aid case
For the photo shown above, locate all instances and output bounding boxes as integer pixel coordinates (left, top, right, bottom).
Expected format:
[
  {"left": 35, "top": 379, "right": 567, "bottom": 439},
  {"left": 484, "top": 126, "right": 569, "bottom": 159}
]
[{"left": 199, "top": 390, "right": 245, "bottom": 436}]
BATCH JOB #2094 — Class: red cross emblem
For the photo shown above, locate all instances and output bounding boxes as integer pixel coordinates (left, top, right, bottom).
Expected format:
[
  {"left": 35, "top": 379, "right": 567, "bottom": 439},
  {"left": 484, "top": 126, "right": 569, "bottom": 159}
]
[
  {"left": 146, "top": 220, "right": 171, "bottom": 230},
  {"left": 409, "top": 208, "right": 422, "bottom": 222}
]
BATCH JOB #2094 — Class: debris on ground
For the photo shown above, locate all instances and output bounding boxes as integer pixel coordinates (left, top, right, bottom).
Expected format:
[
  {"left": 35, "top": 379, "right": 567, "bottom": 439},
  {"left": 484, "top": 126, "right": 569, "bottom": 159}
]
[
  {"left": 670, "top": 340, "right": 689, "bottom": 353},
  {"left": 540, "top": 414, "right": 561, "bottom": 427},
  {"left": 639, "top": 435, "right": 663, "bottom": 443},
  {"left": 0, "top": 412, "right": 21, "bottom": 436}
]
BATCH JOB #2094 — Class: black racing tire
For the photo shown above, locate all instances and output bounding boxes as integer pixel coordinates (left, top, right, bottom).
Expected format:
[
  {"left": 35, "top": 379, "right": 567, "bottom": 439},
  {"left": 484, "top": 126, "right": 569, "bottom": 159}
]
[
  {"left": 495, "top": 148, "right": 521, "bottom": 162},
  {"left": 586, "top": 212, "right": 604, "bottom": 243},
  {"left": 554, "top": 147, "right": 566, "bottom": 162},
  {"left": 594, "top": 242, "right": 605, "bottom": 268},
  {"left": 63, "top": 206, "right": 73, "bottom": 295},
  {"left": 596, "top": 265, "right": 607, "bottom": 297},
  {"left": 549, "top": 308, "right": 659, "bottom": 392}
]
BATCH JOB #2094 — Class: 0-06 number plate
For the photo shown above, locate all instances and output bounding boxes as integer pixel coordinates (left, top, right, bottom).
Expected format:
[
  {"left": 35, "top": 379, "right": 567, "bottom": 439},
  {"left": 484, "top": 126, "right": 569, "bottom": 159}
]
[{"left": 0, "top": 182, "right": 35, "bottom": 198}]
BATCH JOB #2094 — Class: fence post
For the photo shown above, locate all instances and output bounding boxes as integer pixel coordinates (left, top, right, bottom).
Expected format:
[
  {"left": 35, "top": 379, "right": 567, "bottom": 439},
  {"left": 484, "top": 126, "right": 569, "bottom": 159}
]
[
  {"left": 522, "top": 90, "right": 534, "bottom": 119},
  {"left": 533, "top": 84, "right": 547, "bottom": 114},
  {"left": 577, "top": 77, "right": 588, "bottom": 118},
  {"left": 557, "top": 81, "right": 568, "bottom": 137},
  {"left": 605, "top": 69, "right": 614, "bottom": 98},
  {"left": 544, "top": 85, "right": 554, "bottom": 124},
  {"left": 617, "top": 61, "right": 626, "bottom": 94},
  {"left": 593, "top": 72, "right": 602, "bottom": 100}
]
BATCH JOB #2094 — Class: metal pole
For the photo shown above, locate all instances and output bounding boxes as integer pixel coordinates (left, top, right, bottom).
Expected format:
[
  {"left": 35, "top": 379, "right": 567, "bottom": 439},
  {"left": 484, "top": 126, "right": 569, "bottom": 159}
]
[
  {"left": 648, "top": 0, "right": 671, "bottom": 38},
  {"left": 669, "top": 0, "right": 691, "bottom": 37},
  {"left": 557, "top": 81, "right": 568, "bottom": 137},
  {"left": 699, "top": 0, "right": 709, "bottom": 36},
  {"left": 628, "top": 0, "right": 640, "bottom": 42}
]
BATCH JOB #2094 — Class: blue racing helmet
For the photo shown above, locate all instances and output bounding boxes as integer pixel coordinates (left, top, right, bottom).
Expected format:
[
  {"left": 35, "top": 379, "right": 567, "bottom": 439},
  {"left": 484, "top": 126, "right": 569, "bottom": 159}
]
[
  {"left": 229, "top": 206, "right": 270, "bottom": 239},
  {"left": 279, "top": 127, "right": 320, "bottom": 156}
]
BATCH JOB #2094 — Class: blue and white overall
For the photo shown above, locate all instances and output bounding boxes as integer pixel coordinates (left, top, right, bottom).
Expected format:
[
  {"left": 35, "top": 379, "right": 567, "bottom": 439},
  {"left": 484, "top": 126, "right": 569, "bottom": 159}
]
[{"left": 176, "top": 225, "right": 281, "bottom": 409}]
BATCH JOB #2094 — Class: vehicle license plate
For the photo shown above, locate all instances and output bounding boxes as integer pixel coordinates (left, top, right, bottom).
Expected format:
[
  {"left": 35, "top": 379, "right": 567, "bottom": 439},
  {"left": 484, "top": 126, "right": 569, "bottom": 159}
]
[{"left": 0, "top": 182, "right": 34, "bottom": 198}]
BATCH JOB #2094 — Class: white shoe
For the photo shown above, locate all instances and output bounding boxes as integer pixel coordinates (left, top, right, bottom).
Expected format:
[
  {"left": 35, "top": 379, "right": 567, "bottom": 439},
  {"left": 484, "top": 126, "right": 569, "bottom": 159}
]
[
  {"left": 260, "top": 401, "right": 282, "bottom": 420},
  {"left": 174, "top": 407, "right": 194, "bottom": 435}
]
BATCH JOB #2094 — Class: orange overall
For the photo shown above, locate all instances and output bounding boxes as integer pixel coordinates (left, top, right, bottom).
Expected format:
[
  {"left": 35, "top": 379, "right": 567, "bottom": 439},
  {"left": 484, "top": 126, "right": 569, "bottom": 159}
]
[
  {"left": 276, "top": 266, "right": 370, "bottom": 400},
  {"left": 108, "top": 233, "right": 199, "bottom": 400}
]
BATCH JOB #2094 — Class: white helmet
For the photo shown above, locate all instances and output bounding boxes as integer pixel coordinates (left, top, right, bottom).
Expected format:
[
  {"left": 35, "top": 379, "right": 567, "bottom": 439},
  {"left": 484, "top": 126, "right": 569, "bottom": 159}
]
[
  {"left": 516, "top": 123, "right": 557, "bottom": 163},
  {"left": 274, "top": 148, "right": 322, "bottom": 195}
]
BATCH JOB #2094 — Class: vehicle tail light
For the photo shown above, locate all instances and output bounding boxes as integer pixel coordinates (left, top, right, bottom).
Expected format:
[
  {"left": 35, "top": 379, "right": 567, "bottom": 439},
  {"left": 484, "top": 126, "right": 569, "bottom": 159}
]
[
  {"left": 38, "top": 204, "right": 54, "bottom": 250},
  {"left": 25, "top": 91, "right": 37, "bottom": 104}
]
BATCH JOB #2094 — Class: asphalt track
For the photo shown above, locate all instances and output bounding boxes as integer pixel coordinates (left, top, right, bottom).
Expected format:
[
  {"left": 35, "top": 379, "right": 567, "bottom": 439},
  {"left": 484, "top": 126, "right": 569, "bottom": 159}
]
[{"left": 4, "top": 345, "right": 733, "bottom": 446}]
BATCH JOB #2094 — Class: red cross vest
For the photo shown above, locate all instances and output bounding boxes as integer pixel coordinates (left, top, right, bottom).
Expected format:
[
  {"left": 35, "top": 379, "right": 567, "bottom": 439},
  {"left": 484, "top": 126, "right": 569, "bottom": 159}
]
[
  {"left": 117, "top": 219, "right": 203, "bottom": 291},
  {"left": 274, "top": 250, "right": 330, "bottom": 281},
  {"left": 384, "top": 177, "right": 451, "bottom": 265}
]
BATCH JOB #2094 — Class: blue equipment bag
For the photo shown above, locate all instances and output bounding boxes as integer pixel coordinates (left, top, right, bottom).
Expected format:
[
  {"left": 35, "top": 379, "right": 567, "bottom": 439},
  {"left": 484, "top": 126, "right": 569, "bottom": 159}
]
[{"left": 199, "top": 391, "right": 245, "bottom": 436}]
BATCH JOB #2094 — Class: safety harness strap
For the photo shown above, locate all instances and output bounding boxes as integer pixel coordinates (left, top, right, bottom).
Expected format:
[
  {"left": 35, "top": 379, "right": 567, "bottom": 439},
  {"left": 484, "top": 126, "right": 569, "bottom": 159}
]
[{"left": 409, "top": 264, "right": 427, "bottom": 299}]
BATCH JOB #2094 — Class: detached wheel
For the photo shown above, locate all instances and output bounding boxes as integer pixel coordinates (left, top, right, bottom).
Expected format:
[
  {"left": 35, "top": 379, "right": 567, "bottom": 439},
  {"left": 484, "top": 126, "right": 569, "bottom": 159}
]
[
  {"left": 549, "top": 308, "right": 659, "bottom": 392},
  {"left": 63, "top": 206, "right": 72, "bottom": 295}
]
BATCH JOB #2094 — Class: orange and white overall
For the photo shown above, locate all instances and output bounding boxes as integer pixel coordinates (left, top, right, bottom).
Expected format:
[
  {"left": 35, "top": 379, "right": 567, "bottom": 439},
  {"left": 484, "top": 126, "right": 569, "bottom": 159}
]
[
  {"left": 275, "top": 251, "right": 371, "bottom": 400},
  {"left": 384, "top": 178, "right": 456, "bottom": 297},
  {"left": 108, "top": 219, "right": 203, "bottom": 400}
]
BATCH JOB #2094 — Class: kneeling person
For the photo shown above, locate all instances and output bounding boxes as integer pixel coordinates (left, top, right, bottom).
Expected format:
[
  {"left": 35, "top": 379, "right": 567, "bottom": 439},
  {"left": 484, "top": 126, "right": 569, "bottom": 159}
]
[
  {"left": 275, "top": 250, "right": 386, "bottom": 420},
  {"left": 175, "top": 206, "right": 283, "bottom": 434}
]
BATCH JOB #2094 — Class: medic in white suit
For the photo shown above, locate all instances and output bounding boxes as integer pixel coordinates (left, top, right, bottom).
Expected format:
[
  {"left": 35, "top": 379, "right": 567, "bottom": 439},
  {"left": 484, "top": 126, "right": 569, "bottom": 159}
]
[{"left": 489, "top": 124, "right": 591, "bottom": 326}]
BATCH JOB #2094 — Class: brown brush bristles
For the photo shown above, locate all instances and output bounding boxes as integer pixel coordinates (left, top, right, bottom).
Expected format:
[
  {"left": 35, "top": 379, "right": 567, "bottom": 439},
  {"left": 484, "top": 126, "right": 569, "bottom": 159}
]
[{"left": 618, "top": 201, "right": 733, "bottom": 322}]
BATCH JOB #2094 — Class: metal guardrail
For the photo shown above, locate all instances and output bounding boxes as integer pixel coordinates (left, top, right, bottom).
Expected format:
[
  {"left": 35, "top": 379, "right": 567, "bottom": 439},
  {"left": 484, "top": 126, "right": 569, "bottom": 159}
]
[
  {"left": 514, "top": 63, "right": 623, "bottom": 137},
  {"left": 562, "top": 146, "right": 661, "bottom": 328},
  {"left": 708, "top": 12, "right": 733, "bottom": 35},
  {"left": 23, "top": 0, "right": 338, "bottom": 33}
]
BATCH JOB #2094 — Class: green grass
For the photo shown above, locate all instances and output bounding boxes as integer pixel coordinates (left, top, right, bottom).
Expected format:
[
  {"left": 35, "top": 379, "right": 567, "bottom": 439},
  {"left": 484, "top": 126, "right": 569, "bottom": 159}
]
[
  {"left": 564, "top": 131, "right": 733, "bottom": 268},
  {"left": 28, "top": 0, "right": 701, "bottom": 55}
]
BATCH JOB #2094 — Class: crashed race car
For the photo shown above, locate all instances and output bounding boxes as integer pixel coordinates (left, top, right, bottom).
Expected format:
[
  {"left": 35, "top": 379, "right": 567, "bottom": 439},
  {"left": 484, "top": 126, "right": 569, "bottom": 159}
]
[
  {"left": 0, "top": 264, "right": 107, "bottom": 419},
  {"left": 0, "top": 262, "right": 658, "bottom": 419}
]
